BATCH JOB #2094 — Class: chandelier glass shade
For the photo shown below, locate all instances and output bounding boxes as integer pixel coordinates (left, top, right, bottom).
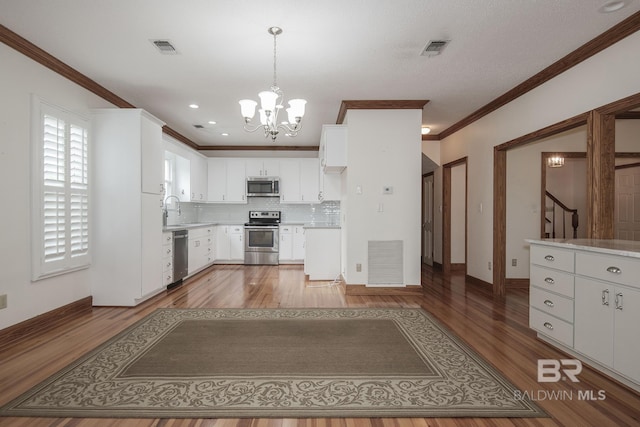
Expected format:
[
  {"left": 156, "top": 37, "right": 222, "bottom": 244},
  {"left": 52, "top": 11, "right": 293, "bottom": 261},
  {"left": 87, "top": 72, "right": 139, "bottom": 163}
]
[{"left": 239, "top": 27, "right": 306, "bottom": 142}]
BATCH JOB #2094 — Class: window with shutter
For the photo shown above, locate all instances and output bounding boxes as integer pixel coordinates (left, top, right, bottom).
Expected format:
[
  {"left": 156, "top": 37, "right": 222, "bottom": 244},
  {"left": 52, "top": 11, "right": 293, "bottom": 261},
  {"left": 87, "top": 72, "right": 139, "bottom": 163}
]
[{"left": 32, "top": 97, "right": 90, "bottom": 280}]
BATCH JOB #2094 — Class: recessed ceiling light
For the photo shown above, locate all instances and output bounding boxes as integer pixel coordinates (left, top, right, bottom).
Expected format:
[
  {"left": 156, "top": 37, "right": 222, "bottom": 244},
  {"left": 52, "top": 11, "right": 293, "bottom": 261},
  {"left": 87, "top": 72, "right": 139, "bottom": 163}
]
[
  {"left": 208, "top": 121, "right": 217, "bottom": 125},
  {"left": 221, "top": 133, "right": 229, "bottom": 136},
  {"left": 189, "top": 104, "right": 199, "bottom": 109},
  {"left": 599, "top": 0, "right": 629, "bottom": 13},
  {"left": 421, "top": 126, "right": 431, "bottom": 135}
]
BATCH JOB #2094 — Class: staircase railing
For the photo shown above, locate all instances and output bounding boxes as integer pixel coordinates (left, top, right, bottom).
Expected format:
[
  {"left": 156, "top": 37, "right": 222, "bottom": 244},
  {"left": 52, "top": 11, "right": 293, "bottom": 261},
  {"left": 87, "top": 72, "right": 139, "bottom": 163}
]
[{"left": 545, "top": 191, "right": 578, "bottom": 239}]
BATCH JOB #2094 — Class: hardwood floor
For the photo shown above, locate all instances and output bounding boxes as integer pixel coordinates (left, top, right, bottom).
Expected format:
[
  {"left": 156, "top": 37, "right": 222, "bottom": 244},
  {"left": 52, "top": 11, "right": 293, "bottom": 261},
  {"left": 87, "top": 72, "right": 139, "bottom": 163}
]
[{"left": 1, "top": 264, "right": 639, "bottom": 426}]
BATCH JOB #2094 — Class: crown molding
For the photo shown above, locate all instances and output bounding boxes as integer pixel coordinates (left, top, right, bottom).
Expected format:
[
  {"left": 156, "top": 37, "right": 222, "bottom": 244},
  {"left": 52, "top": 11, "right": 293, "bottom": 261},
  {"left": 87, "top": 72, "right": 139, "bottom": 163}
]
[
  {"left": 439, "top": 10, "right": 640, "bottom": 140},
  {"left": 336, "top": 100, "right": 429, "bottom": 125}
]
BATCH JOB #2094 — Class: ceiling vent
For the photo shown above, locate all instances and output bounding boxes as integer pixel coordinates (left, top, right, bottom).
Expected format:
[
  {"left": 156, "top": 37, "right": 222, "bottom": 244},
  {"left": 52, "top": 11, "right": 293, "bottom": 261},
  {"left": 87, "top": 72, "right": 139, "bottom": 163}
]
[
  {"left": 421, "top": 40, "right": 450, "bottom": 57},
  {"left": 151, "top": 39, "right": 178, "bottom": 54},
  {"left": 193, "top": 124, "right": 205, "bottom": 129}
]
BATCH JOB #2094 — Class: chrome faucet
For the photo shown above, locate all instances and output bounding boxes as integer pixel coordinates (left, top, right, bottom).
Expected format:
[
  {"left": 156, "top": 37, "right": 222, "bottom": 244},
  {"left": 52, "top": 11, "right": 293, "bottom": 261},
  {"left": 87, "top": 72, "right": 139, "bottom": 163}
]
[{"left": 163, "top": 195, "right": 181, "bottom": 226}]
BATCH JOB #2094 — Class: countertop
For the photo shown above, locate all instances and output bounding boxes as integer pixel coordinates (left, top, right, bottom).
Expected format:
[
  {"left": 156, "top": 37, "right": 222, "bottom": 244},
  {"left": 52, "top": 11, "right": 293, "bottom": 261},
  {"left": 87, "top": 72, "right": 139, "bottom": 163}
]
[
  {"left": 164, "top": 222, "right": 341, "bottom": 232},
  {"left": 526, "top": 238, "right": 640, "bottom": 259}
]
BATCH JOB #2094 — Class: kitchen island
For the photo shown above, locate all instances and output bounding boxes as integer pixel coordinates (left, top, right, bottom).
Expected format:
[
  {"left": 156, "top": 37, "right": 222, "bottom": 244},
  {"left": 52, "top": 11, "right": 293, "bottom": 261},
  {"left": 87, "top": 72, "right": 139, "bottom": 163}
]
[{"left": 526, "top": 238, "right": 640, "bottom": 392}]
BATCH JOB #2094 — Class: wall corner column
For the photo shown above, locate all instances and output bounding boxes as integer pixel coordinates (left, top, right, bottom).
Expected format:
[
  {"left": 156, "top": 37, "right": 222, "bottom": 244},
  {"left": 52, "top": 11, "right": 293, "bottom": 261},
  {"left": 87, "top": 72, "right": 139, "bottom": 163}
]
[{"left": 586, "top": 110, "right": 615, "bottom": 239}]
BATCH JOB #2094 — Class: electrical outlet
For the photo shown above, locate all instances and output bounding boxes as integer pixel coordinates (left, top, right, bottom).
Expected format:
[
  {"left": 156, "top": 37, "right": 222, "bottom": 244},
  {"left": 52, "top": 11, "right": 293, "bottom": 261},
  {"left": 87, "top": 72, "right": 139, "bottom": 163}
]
[
  {"left": 356, "top": 263, "right": 362, "bottom": 272},
  {"left": 0, "top": 294, "right": 7, "bottom": 310},
  {"left": 488, "top": 262, "right": 492, "bottom": 270},
  {"left": 512, "top": 258, "right": 517, "bottom": 267}
]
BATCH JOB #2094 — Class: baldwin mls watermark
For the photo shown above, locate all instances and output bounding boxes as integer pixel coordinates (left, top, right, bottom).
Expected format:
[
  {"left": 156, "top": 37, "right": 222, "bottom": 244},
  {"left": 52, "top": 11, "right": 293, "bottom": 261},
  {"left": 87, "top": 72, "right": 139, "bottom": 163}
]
[{"left": 514, "top": 359, "right": 606, "bottom": 401}]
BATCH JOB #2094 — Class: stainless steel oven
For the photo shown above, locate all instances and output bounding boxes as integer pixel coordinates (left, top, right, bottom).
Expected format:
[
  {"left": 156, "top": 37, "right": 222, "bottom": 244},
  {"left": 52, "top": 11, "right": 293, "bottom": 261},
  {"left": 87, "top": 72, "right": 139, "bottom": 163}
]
[{"left": 244, "top": 211, "right": 280, "bottom": 265}]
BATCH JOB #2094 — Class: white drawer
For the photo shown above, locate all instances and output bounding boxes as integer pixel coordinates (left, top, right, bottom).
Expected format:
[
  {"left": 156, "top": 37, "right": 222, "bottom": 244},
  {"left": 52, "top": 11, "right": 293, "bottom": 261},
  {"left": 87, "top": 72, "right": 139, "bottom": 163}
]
[
  {"left": 530, "top": 307, "right": 574, "bottom": 347},
  {"left": 163, "top": 272, "right": 174, "bottom": 286},
  {"left": 530, "top": 286, "right": 574, "bottom": 323},
  {"left": 576, "top": 251, "right": 640, "bottom": 288},
  {"left": 530, "top": 265, "right": 574, "bottom": 298},
  {"left": 163, "top": 232, "right": 173, "bottom": 245},
  {"left": 531, "top": 245, "right": 574, "bottom": 273},
  {"left": 162, "top": 258, "right": 173, "bottom": 274},
  {"left": 164, "top": 245, "right": 173, "bottom": 257},
  {"left": 189, "top": 227, "right": 213, "bottom": 239}
]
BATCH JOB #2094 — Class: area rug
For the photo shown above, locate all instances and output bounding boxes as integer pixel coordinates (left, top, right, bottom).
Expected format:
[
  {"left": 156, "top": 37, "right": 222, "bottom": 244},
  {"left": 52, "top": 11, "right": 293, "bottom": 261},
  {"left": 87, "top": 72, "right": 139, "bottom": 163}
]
[{"left": 0, "top": 308, "right": 546, "bottom": 418}]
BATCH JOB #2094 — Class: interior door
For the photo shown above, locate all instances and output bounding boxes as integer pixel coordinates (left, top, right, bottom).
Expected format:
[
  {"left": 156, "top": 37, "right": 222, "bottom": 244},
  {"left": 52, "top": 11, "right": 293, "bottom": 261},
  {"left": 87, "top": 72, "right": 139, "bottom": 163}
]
[
  {"left": 615, "top": 165, "right": 640, "bottom": 241},
  {"left": 422, "top": 174, "right": 434, "bottom": 266}
]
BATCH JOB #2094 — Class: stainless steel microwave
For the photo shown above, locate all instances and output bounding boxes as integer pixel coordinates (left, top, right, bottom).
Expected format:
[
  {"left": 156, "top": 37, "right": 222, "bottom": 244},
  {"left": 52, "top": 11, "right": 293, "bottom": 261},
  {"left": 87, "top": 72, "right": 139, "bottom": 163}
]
[{"left": 247, "top": 177, "right": 280, "bottom": 197}]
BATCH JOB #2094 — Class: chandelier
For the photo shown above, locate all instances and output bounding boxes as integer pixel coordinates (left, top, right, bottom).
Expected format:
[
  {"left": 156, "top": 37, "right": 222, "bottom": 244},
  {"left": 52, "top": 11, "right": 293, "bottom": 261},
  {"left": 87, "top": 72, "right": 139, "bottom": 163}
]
[
  {"left": 239, "top": 27, "right": 306, "bottom": 142},
  {"left": 547, "top": 155, "right": 565, "bottom": 168}
]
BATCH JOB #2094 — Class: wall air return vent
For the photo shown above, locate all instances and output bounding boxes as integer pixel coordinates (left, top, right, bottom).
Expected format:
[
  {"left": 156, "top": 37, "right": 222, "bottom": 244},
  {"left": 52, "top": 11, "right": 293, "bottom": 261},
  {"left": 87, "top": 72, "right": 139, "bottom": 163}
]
[
  {"left": 421, "top": 40, "right": 450, "bottom": 57},
  {"left": 151, "top": 39, "right": 178, "bottom": 54}
]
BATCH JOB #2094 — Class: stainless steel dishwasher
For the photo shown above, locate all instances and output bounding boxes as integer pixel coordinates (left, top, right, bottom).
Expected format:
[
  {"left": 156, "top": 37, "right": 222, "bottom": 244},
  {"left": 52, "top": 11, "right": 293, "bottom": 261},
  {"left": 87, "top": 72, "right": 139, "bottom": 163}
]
[{"left": 170, "top": 229, "right": 188, "bottom": 289}]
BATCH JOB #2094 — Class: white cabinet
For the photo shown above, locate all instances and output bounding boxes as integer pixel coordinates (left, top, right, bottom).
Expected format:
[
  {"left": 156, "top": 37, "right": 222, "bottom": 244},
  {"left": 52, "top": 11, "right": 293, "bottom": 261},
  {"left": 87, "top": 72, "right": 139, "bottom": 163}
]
[
  {"left": 190, "top": 153, "right": 208, "bottom": 202},
  {"left": 574, "top": 252, "right": 640, "bottom": 384},
  {"left": 140, "top": 112, "right": 165, "bottom": 195},
  {"left": 188, "top": 226, "right": 214, "bottom": 275},
  {"left": 207, "top": 158, "right": 246, "bottom": 203},
  {"left": 215, "top": 225, "right": 244, "bottom": 263},
  {"left": 320, "top": 170, "right": 341, "bottom": 201},
  {"left": 91, "top": 108, "right": 166, "bottom": 306},
  {"left": 246, "top": 159, "right": 279, "bottom": 177},
  {"left": 279, "top": 225, "right": 305, "bottom": 263},
  {"left": 162, "top": 232, "right": 174, "bottom": 287},
  {"left": 319, "top": 124, "right": 347, "bottom": 173},
  {"left": 528, "top": 239, "right": 640, "bottom": 390},
  {"left": 279, "top": 158, "right": 320, "bottom": 204},
  {"left": 304, "top": 227, "right": 340, "bottom": 280}
]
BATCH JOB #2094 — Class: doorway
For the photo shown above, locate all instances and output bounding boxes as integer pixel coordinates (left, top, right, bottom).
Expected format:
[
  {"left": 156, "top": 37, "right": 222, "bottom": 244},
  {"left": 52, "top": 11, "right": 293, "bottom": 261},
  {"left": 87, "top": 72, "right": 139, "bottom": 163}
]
[
  {"left": 443, "top": 157, "right": 467, "bottom": 274},
  {"left": 422, "top": 173, "right": 434, "bottom": 266}
]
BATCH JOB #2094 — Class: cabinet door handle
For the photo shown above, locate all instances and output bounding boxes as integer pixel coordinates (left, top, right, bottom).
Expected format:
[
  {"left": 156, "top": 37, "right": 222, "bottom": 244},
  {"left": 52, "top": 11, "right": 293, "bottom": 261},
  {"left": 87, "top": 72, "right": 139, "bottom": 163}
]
[
  {"left": 544, "top": 255, "right": 555, "bottom": 261},
  {"left": 606, "top": 266, "right": 622, "bottom": 275},
  {"left": 615, "top": 293, "right": 623, "bottom": 311},
  {"left": 602, "top": 289, "right": 609, "bottom": 306},
  {"left": 544, "top": 299, "right": 554, "bottom": 307},
  {"left": 544, "top": 277, "right": 555, "bottom": 284},
  {"left": 543, "top": 322, "right": 554, "bottom": 330}
]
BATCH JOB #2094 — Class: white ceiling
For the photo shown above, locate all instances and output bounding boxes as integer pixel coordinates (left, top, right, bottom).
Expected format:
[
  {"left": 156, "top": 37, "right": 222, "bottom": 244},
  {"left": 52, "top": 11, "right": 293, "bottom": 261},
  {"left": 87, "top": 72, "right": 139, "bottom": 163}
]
[{"left": 1, "top": 0, "right": 639, "bottom": 148}]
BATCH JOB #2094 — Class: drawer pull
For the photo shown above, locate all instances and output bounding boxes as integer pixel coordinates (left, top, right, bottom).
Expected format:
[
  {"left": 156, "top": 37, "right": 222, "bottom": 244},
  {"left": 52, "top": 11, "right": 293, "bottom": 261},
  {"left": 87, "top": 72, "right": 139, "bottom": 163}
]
[
  {"left": 544, "top": 277, "right": 555, "bottom": 284},
  {"left": 606, "top": 266, "right": 622, "bottom": 275},
  {"left": 615, "top": 293, "right": 623, "bottom": 311},
  {"left": 543, "top": 322, "right": 554, "bottom": 330},
  {"left": 602, "top": 289, "right": 610, "bottom": 306},
  {"left": 544, "top": 255, "right": 555, "bottom": 262},
  {"left": 544, "top": 299, "right": 554, "bottom": 307}
]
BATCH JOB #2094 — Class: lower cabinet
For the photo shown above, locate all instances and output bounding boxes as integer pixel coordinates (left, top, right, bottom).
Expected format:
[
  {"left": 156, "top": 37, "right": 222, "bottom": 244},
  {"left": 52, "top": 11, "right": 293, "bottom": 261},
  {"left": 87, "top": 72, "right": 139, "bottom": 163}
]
[
  {"left": 279, "top": 225, "right": 305, "bottom": 263},
  {"left": 215, "top": 225, "right": 244, "bottom": 263},
  {"left": 304, "top": 227, "right": 340, "bottom": 280},
  {"left": 528, "top": 240, "right": 640, "bottom": 391},
  {"left": 574, "top": 277, "right": 640, "bottom": 383},
  {"left": 187, "top": 226, "right": 214, "bottom": 275},
  {"left": 162, "top": 232, "right": 174, "bottom": 287}
]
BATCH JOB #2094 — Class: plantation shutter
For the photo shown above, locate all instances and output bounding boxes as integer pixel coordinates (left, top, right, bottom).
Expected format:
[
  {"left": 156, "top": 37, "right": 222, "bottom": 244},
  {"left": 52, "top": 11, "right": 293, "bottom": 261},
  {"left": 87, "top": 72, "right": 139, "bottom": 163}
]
[{"left": 33, "top": 100, "right": 90, "bottom": 280}]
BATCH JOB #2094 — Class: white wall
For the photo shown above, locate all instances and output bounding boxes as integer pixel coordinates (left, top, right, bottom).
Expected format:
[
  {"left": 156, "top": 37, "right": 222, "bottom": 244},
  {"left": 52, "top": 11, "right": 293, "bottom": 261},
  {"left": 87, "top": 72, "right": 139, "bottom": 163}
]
[
  {"left": 343, "top": 109, "right": 422, "bottom": 286},
  {"left": 438, "top": 30, "right": 640, "bottom": 284},
  {"left": 0, "top": 43, "right": 114, "bottom": 330}
]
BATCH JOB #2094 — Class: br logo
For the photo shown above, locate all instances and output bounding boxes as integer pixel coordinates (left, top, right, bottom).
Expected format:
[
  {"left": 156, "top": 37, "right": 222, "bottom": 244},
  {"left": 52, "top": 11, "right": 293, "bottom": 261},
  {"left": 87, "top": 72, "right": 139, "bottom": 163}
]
[{"left": 538, "top": 359, "right": 582, "bottom": 382}]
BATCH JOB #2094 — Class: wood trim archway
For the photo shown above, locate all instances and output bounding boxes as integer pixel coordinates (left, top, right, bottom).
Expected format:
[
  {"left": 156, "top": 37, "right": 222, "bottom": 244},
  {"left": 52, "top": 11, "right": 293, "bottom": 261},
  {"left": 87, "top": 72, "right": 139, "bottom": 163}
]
[{"left": 492, "top": 92, "right": 640, "bottom": 297}]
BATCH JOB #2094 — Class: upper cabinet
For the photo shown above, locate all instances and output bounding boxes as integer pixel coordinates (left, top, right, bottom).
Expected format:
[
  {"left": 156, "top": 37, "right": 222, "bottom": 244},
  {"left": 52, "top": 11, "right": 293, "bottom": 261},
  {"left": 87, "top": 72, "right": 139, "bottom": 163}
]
[
  {"left": 280, "top": 158, "right": 320, "bottom": 204},
  {"left": 207, "top": 158, "right": 247, "bottom": 203},
  {"left": 246, "top": 159, "right": 280, "bottom": 177},
  {"left": 189, "top": 153, "right": 208, "bottom": 202},
  {"left": 139, "top": 112, "right": 165, "bottom": 195},
  {"left": 319, "top": 124, "right": 347, "bottom": 173}
]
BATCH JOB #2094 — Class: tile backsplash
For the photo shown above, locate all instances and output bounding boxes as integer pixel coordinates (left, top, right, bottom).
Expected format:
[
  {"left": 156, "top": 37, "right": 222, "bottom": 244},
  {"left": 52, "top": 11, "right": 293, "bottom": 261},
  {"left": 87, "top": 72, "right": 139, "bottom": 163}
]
[{"left": 167, "top": 198, "right": 340, "bottom": 225}]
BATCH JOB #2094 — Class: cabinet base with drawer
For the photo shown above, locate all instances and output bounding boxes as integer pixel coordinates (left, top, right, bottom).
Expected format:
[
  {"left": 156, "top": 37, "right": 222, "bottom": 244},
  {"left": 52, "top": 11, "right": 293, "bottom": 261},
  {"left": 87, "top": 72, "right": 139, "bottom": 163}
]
[{"left": 527, "top": 239, "right": 640, "bottom": 393}]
